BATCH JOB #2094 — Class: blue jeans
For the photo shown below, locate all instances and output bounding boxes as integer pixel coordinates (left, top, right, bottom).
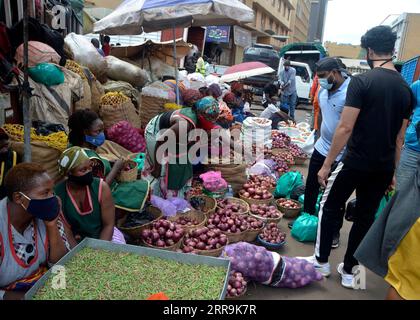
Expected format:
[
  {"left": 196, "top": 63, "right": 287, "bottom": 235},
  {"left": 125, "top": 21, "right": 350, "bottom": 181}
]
[
  {"left": 396, "top": 146, "right": 420, "bottom": 190},
  {"left": 281, "top": 92, "right": 297, "bottom": 120}
]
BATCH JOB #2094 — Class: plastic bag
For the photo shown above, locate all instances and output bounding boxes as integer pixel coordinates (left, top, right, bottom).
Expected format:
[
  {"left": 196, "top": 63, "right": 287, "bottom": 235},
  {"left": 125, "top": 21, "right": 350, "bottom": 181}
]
[
  {"left": 107, "top": 121, "right": 146, "bottom": 153},
  {"left": 269, "top": 256, "right": 323, "bottom": 288},
  {"left": 105, "top": 56, "right": 150, "bottom": 88},
  {"left": 221, "top": 242, "right": 274, "bottom": 283},
  {"left": 375, "top": 191, "right": 394, "bottom": 220},
  {"left": 248, "top": 160, "right": 277, "bottom": 179},
  {"left": 167, "top": 197, "right": 190, "bottom": 213},
  {"left": 15, "top": 41, "right": 61, "bottom": 68},
  {"left": 274, "top": 172, "right": 303, "bottom": 199},
  {"left": 291, "top": 213, "right": 318, "bottom": 242},
  {"left": 150, "top": 195, "right": 177, "bottom": 217},
  {"left": 28, "top": 63, "right": 64, "bottom": 86},
  {"left": 298, "top": 192, "right": 322, "bottom": 215},
  {"left": 199, "top": 171, "right": 228, "bottom": 192}
]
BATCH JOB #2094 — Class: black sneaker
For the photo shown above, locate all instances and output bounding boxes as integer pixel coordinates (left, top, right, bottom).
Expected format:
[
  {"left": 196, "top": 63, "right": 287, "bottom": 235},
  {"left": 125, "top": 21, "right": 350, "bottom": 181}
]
[
  {"left": 332, "top": 233, "right": 340, "bottom": 249},
  {"left": 288, "top": 220, "right": 295, "bottom": 229}
]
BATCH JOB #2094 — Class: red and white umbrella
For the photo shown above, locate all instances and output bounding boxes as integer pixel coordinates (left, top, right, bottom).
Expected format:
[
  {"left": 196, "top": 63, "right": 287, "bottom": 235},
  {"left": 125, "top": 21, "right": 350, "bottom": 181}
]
[{"left": 220, "top": 61, "right": 275, "bottom": 83}]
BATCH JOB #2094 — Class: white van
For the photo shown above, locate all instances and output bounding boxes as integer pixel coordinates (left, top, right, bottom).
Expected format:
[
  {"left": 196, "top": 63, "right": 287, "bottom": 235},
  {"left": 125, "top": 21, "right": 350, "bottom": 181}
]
[{"left": 278, "top": 59, "right": 313, "bottom": 104}]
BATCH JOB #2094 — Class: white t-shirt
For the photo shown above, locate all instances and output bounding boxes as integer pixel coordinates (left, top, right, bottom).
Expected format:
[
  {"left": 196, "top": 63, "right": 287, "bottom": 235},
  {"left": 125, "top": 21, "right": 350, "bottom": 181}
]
[{"left": 260, "top": 103, "right": 280, "bottom": 119}]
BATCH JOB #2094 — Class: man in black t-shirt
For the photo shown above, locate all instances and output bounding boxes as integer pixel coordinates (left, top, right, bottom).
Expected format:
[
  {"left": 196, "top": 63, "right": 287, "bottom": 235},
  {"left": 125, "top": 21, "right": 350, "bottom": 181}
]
[{"left": 298, "top": 26, "right": 415, "bottom": 289}]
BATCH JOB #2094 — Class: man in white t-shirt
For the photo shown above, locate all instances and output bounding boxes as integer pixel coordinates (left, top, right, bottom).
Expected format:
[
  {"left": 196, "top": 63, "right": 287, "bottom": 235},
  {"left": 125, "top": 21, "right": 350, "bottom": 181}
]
[{"left": 260, "top": 84, "right": 294, "bottom": 129}]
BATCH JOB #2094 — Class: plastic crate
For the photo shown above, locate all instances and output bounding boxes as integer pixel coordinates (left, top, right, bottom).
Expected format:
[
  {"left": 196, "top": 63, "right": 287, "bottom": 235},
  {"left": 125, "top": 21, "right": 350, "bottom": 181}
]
[
  {"left": 401, "top": 56, "right": 420, "bottom": 85},
  {"left": 25, "top": 238, "right": 231, "bottom": 300}
]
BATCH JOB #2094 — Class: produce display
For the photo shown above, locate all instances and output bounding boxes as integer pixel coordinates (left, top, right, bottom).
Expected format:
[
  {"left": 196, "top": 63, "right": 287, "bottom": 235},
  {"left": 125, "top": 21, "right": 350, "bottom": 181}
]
[
  {"left": 175, "top": 216, "right": 201, "bottom": 227},
  {"left": 100, "top": 91, "right": 130, "bottom": 106},
  {"left": 222, "top": 242, "right": 275, "bottom": 283},
  {"left": 277, "top": 199, "right": 301, "bottom": 209},
  {"left": 244, "top": 216, "right": 264, "bottom": 231},
  {"left": 288, "top": 143, "right": 307, "bottom": 158},
  {"left": 141, "top": 218, "right": 185, "bottom": 248},
  {"left": 217, "top": 198, "right": 248, "bottom": 215},
  {"left": 247, "top": 175, "right": 277, "bottom": 191},
  {"left": 65, "top": 59, "right": 88, "bottom": 80},
  {"left": 260, "top": 223, "right": 287, "bottom": 244},
  {"left": 121, "top": 210, "right": 155, "bottom": 229},
  {"left": 239, "top": 181, "right": 273, "bottom": 201},
  {"left": 207, "top": 210, "right": 249, "bottom": 234},
  {"left": 226, "top": 271, "right": 247, "bottom": 298},
  {"left": 271, "top": 152, "right": 295, "bottom": 166},
  {"left": 182, "top": 227, "right": 228, "bottom": 253},
  {"left": 186, "top": 181, "right": 204, "bottom": 199},
  {"left": 271, "top": 158, "right": 289, "bottom": 175},
  {"left": 250, "top": 204, "right": 282, "bottom": 219},
  {"left": 272, "top": 131, "right": 291, "bottom": 149},
  {"left": 33, "top": 248, "right": 227, "bottom": 300}
]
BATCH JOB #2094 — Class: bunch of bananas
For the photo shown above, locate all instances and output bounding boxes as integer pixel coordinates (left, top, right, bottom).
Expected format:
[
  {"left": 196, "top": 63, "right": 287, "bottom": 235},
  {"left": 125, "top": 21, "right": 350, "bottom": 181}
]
[
  {"left": 100, "top": 92, "right": 129, "bottom": 107},
  {"left": 2, "top": 124, "right": 68, "bottom": 151},
  {"left": 64, "top": 60, "right": 87, "bottom": 80},
  {"left": 164, "top": 103, "right": 182, "bottom": 111}
]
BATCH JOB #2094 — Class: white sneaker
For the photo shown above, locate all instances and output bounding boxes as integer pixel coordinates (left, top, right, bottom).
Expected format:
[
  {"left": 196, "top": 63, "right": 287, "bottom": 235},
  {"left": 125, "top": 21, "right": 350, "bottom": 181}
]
[
  {"left": 296, "top": 255, "right": 331, "bottom": 277},
  {"left": 337, "top": 263, "right": 354, "bottom": 289}
]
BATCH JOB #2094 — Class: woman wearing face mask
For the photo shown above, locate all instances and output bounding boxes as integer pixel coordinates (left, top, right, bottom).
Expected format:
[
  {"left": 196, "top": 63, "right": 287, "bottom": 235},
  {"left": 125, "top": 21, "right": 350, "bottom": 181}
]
[
  {"left": 0, "top": 163, "right": 75, "bottom": 300},
  {"left": 67, "top": 110, "right": 150, "bottom": 216},
  {"left": 290, "top": 58, "right": 350, "bottom": 249},
  {"left": 0, "top": 129, "right": 20, "bottom": 200},
  {"left": 55, "top": 147, "right": 125, "bottom": 244}
]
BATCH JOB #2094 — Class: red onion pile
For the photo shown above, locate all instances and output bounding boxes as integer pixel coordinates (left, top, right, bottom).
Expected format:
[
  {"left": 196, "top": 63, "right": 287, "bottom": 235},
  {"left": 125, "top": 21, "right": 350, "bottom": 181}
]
[
  {"left": 182, "top": 226, "right": 228, "bottom": 253},
  {"left": 277, "top": 199, "right": 301, "bottom": 209},
  {"left": 272, "top": 131, "right": 291, "bottom": 149},
  {"left": 141, "top": 218, "right": 185, "bottom": 248},
  {"left": 250, "top": 204, "right": 282, "bottom": 219},
  {"left": 227, "top": 271, "right": 247, "bottom": 298},
  {"left": 288, "top": 143, "right": 307, "bottom": 158},
  {"left": 245, "top": 216, "right": 264, "bottom": 231},
  {"left": 260, "top": 223, "right": 287, "bottom": 244},
  {"left": 239, "top": 182, "right": 273, "bottom": 200},
  {"left": 248, "top": 175, "right": 277, "bottom": 190},
  {"left": 207, "top": 210, "right": 249, "bottom": 234},
  {"left": 175, "top": 216, "right": 201, "bottom": 227},
  {"left": 217, "top": 198, "right": 248, "bottom": 214},
  {"left": 271, "top": 152, "right": 295, "bottom": 166}
]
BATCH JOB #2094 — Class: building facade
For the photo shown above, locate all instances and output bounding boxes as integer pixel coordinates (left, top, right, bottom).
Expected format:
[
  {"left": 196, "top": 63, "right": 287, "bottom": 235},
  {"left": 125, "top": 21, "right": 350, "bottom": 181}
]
[
  {"left": 290, "top": 0, "right": 311, "bottom": 43},
  {"left": 307, "top": 0, "right": 328, "bottom": 42},
  {"left": 324, "top": 42, "right": 365, "bottom": 59},
  {"left": 383, "top": 13, "right": 420, "bottom": 62}
]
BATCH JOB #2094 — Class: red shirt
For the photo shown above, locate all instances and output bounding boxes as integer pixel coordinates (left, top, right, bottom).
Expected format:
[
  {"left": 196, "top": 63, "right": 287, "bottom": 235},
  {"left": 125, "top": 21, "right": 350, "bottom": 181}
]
[{"left": 102, "top": 43, "right": 111, "bottom": 56}]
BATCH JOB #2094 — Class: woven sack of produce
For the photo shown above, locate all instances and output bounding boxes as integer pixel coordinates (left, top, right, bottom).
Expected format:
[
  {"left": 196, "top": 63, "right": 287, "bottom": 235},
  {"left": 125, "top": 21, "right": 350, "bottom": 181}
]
[
  {"left": 64, "top": 33, "right": 108, "bottom": 83},
  {"left": 90, "top": 80, "right": 104, "bottom": 114},
  {"left": 10, "top": 141, "right": 62, "bottom": 182},
  {"left": 206, "top": 163, "right": 247, "bottom": 195},
  {"left": 105, "top": 56, "right": 150, "bottom": 88},
  {"left": 103, "top": 80, "right": 140, "bottom": 108},
  {"left": 107, "top": 121, "right": 146, "bottom": 153},
  {"left": 96, "top": 140, "right": 131, "bottom": 163},
  {"left": 15, "top": 41, "right": 61, "bottom": 68},
  {"left": 99, "top": 92, "right": 141, "bottom": 129},
  {"left": 65, "top": 60, "right": 91, "bottom": 111},
  {"left": 140, "top": 93, "right": 171, "bottom": 127}
]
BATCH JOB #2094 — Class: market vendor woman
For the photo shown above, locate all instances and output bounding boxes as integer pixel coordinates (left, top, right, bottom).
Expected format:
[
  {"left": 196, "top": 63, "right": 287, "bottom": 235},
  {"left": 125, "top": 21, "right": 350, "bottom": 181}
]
[
  {"left": 56, "top": 147, "right": 125, "bottom": 243},
  {"left": 67, "top": 110, "right": 149, "bottom": 214},
  {"left": 144, "top": 96, "right": 220, "bottom": 198},
  {"left": 0, "top": 163, "right": 75, "bottom": 300},
  {"left": 0, "top": 128, "right": 19, "bottom": 200}
]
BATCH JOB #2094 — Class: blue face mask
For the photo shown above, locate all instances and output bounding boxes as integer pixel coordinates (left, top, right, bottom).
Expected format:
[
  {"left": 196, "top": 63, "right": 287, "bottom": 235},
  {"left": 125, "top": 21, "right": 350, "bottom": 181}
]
[
  {"left": 20, "top": 193, "right": 60, "bottom": 221},
  {"left": 85, "top": 132, "right": 105, "bottom": 147},
  {"left": 319, "top": 77, "right": 334, "bottom": 90}
]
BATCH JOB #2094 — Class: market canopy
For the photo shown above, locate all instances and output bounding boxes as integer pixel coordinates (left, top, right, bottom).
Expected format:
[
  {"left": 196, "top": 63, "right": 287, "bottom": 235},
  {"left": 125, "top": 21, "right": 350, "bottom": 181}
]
[
  {"left": 93, "top": 0, "right": 255, "bottom": 35},
  {"left": 220, "top": 62, "right": 275, "bottom": 83}
]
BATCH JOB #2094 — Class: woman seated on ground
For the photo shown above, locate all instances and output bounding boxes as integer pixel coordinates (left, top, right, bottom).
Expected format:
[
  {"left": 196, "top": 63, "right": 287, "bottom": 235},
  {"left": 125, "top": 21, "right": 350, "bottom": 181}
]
[
  {"left": 67, "top": 110, "right": 150, "bottom": 217},
  {"left": 0, "top": 163, "right": 76, "bottom": 300},
  {"left": 143, "top": 96, "right": 220, "bottom": 198},
  {"left": 260, "top": 84, "right": 294, "bottom": 129},
  {"left": 0, "top": 128, "right": 20, "bottom": 200},
  {"left": 56, "top": 147, "right": 125, "bottom": 244}
]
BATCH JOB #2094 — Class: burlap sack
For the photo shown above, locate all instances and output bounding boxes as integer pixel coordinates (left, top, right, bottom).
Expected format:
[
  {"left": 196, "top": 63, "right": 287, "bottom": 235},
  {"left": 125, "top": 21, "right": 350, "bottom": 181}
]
[
  {"left": 11, "top": 141, "right": 62, "bottom": 182},
  {"left": 99, "top": 99, "right": 141, "bottom": 129},
  {"left": 140, "top": 94, "right": 170, "bottom": 127},
  {"left": 90, "top": 80, "right": 104, "bottom": 114},
  {"left": 205, "top": 163, "right": 247, "bottom": 195},
  {"left": 96, "top": 140, "right": 131, "bottom": 162},
  {"left": 74, "top": 78, "right": 92, "bottom": 111}
]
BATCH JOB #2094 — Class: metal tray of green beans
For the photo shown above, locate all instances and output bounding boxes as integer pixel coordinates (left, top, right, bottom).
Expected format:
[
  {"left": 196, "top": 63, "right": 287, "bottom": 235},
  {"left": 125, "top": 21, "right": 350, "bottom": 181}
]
[{"left": 25, "top": 238, "right": 231, "bottom": 300}]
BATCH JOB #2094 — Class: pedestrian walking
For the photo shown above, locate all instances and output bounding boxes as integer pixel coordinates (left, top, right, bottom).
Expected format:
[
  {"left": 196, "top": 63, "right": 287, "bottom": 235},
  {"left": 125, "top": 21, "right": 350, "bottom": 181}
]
[
  {"left": 299, "top": 26, "right": 415, "bottom": 289},
  {"left": 279, "top": 60, "right": 298, "bottom": 121}
]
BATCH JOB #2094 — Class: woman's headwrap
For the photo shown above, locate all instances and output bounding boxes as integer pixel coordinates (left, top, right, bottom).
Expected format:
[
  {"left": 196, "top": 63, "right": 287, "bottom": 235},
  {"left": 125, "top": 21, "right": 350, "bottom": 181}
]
[
  {"left": 223, "top": 92, "right": 239, "bottom": 106},
  {"left": 195, "top": 97, "right": 220, "bottom": 122},
  {"left": 182, "top": 89, "right": 202, "bottom": 107},
  {"left": 164, "top": 80, "right": 187, "bottom": 94},
  {"left": 230, "top": 82, "right": 243, "bottom": 94},
  {"left": 58, "top": 146, "right": 90, "bottom": 176},
  {"left": 208, "top": 83, "right": 222, "bottom": 98}
]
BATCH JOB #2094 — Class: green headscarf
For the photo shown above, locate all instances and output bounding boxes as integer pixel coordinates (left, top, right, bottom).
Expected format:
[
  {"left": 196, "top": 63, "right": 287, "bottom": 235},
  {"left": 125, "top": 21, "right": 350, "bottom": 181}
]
[
  {"left": 58, "top": 146, "right": 90, "bottom": 176},
  {"left": 195, "top": 96, "right": 220, "bottom": 122}
]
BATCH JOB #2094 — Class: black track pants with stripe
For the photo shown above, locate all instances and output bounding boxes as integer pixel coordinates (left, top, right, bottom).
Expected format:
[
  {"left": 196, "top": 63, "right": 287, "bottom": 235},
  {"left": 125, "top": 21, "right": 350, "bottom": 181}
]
[{"left": 315, "top": 163, "right": 393, "bottom": 273}]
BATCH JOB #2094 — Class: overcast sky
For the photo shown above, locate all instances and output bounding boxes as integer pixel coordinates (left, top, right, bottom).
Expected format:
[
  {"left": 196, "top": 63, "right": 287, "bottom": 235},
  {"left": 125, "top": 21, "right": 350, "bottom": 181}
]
[{"left": 323, "top": 0, "right": 420, "bottom": 45}]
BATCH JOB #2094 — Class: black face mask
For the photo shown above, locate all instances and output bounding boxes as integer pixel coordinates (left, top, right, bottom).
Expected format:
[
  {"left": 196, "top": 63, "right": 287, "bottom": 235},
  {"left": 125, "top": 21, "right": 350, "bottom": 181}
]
[
  {"left": 367, "top": 56, "right": 393, "bottom": 69},
  {"left": 68, "top": 171, "right": 94, "bottom": 186}
]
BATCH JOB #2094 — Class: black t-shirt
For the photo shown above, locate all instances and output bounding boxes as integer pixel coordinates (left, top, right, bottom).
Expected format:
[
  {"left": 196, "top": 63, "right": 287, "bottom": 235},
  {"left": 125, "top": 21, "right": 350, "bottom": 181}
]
[{"left": 343, "top": 68, "right": 415, "bottom": 172}]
